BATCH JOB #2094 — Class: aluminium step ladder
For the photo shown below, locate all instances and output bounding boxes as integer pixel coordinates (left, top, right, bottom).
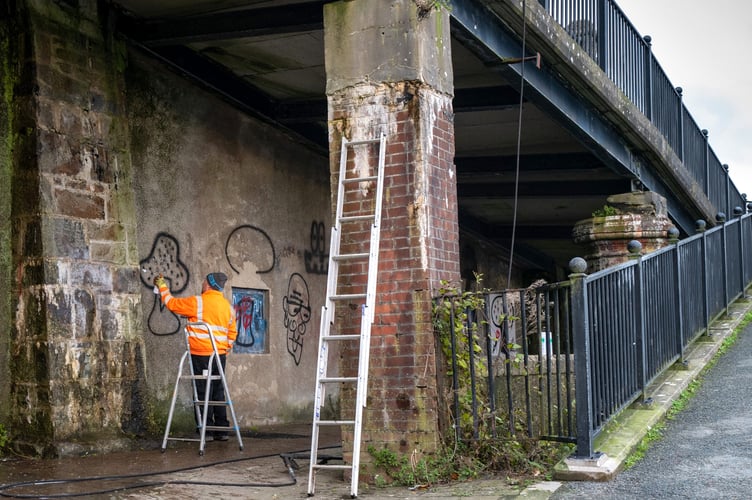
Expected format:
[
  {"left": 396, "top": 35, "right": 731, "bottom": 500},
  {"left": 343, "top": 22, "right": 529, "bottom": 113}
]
[
  {"left": 161, "top": 321, "right": 244, "bottom": 456},
  {"left": 307, "top": 133, "right": 387, "bottom": 498}
]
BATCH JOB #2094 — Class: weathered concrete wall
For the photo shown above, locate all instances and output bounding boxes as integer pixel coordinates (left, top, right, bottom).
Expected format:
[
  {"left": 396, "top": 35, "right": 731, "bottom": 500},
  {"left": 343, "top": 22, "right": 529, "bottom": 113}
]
[{"left": 125, "top": 49, "right": 331, "bottom": 431}]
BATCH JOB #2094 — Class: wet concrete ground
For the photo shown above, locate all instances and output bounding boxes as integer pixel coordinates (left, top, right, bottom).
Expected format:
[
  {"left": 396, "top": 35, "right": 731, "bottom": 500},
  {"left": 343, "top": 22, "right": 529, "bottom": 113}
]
[
  {"left": 0, "top": 424, "right": 336, "bottom": 499},
  {"left": 0, "top": 424, "right": 546, "bottom": 499}
]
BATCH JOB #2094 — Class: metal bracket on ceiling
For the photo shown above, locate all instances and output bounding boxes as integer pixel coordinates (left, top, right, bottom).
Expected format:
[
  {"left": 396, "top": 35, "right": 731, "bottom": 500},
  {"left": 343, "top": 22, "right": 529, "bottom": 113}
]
[{"left": 499, "top": 52, "right": 542, "bottom": 69}]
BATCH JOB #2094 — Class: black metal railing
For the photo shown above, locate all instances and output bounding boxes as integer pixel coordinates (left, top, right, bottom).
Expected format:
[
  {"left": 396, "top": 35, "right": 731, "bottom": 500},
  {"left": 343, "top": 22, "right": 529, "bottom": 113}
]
[
  {"left": 434, "top": 282, "right": 577, "bottom": 445},
  {"left": 438, "top": 212, "right": 752, "bottom": 456},
  {"left": 544, "top": 0, "right": 746, "bottom": 217},
  {"left": 572, "top": 212, "right": 751, "bottom": 457}
]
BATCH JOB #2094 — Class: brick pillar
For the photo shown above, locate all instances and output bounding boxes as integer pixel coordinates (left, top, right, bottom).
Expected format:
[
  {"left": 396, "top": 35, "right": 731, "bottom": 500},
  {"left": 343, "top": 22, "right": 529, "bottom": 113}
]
[
  {"left": 7, "top": 0, "right": 145, "bottom": 455},
  {"left": 324, "top": 0, "right": 460, "bottom": 473}
]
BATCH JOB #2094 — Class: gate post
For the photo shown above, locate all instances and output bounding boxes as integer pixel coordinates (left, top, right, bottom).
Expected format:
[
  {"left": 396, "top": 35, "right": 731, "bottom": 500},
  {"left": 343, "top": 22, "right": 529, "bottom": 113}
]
[
  {"left": 568, "top": 257, "right": 596, "bottom": 459},
  {"left": 556, "top": 257, "right": 615, "bottom": 480}
]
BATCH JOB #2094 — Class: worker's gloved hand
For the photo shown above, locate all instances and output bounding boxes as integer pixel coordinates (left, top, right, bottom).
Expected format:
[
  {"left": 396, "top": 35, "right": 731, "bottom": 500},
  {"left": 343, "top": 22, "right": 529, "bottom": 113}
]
[{"left": 153, "top": 274, "right": 167, "bottom": 288}]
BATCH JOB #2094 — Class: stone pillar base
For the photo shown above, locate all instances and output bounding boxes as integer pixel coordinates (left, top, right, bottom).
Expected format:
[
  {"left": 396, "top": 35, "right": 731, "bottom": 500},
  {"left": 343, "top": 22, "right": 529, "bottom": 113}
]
[{"left": 572, "top": 192, "right": 675, "bottom": 272}]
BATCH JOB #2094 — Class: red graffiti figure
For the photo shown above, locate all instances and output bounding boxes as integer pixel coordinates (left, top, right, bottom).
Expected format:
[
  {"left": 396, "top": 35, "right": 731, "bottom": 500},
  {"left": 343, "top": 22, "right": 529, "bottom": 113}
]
[{"left": 234, "top": 296, "right": 256, "bottom": 347}]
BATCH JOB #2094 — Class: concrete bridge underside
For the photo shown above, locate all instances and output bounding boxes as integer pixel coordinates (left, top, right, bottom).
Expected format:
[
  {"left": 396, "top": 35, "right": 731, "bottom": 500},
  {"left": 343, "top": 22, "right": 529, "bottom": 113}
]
[{"left": 117, "top": 0, "right": 724, "bottom": 276}]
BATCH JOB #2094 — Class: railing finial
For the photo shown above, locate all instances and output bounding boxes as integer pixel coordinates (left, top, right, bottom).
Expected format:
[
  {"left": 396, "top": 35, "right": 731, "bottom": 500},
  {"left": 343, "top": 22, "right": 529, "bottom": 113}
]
[
  {"left": 569, "top": 257, "right": 587, "bottom": 275},
  {"left": 627, "top": 240, "right": 642, "bottom": 256}
]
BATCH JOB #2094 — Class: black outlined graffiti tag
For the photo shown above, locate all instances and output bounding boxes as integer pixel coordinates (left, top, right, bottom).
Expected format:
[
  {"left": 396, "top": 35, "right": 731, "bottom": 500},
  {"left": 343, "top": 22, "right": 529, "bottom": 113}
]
[
  {"left": 305, "top": 220, "right": 328, "bottom": 275},
  {"left": 225, "top": 225, "right": 275, "bottom": 274},
  {"left": 140, "top": 232, "right": 190, "bottom": 336},
  {"left": 283, "top": 273, "right": 311, "bottom": 365}
]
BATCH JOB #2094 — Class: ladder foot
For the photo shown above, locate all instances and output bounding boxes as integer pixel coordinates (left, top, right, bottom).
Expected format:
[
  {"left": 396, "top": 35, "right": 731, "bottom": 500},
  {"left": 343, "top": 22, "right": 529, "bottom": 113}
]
[
  {"left": 199, "top": 450, "right": 204, "bottom": 456},
  {"left": 160, "top": 448, "right": 166, "bottom": 453}
]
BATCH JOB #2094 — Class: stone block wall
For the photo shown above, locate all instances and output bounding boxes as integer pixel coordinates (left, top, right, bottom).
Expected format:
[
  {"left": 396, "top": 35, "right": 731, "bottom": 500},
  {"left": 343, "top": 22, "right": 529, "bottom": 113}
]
[{"left": 7, "top": 0, "right": 145, "bottom": 455}]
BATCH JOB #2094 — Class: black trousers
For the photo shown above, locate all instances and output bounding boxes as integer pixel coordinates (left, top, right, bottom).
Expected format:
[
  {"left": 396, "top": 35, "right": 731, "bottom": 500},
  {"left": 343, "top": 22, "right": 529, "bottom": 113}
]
[{"left": 191, "top": 354, "right": 229, "bottom": 434}]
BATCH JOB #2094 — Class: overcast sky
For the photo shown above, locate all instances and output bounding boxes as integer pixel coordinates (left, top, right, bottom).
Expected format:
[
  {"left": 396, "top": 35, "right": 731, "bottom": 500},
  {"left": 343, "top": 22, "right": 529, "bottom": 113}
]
[{"left": 614, "top": 0, "right": 752, "bottom": 198}]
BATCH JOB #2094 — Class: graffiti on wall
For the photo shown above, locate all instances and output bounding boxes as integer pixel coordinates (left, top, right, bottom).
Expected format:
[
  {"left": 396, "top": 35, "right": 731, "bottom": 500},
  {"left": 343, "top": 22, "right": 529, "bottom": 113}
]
[
  {"left": 232, "top": 287, "right": 268, "bottom": 354},
  {"left": 304, "top": 220, "right": 328, "bottom": 275},
  {"left": 225, "top": 224, "right": 275, "bottom": 274},
  {"left": 283, "top": 272, "right": 312, "bottom": 365},
  {"left": 140, "top": 232, "right": 190, "bottom": 336},
  {"left": 141, "top": 221, "right": 322, "bottom": 362},
  {"left": 486, "top": 293, "right": 519, "bottom": 358}
]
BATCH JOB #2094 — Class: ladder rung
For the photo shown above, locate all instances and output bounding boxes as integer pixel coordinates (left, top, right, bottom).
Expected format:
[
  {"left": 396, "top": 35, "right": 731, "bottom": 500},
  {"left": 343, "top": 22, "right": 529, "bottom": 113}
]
[
  {"left": 317, "top": 420, "right": 355, "bottom": 426},
  {"left": 312, "top": 464, "right": 351, "bottom": 471},
  {"left": 342, "top": 175, "right": 378, "bottom": 184},
  {"left": 322, "top": 334, "right": 361, "bottom": 341},
  {"left": 339, "top": 214, "right": 375, "bottom": 223},
  {"left": 319, "top": 377, "right": 358, "bottom": 383},
  {"left": 332, "top": 252, "right": 369, "bottom": 261},
  {"left": 329, "top": 293, "right": 366, "bottom": 301},
  {"left": 346, "top": 138, "right": 381, "bottom": 146}
]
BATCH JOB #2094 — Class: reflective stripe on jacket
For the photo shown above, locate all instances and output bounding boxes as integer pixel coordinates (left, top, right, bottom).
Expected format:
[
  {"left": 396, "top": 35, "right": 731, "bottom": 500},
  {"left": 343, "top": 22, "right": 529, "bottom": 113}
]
[{"left": 158, "top": 285, "right": 237, "bottom": 356}]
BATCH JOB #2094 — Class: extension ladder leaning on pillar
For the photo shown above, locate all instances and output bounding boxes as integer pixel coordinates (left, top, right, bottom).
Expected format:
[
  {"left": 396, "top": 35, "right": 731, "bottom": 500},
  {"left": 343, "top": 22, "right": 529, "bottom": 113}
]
[{"left": 161, "top": 321, "right": 244, "bottom": 456}]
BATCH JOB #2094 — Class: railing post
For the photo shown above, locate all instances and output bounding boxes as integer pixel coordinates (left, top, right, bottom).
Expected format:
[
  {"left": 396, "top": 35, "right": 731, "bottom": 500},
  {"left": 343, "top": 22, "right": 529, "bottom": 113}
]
[
  {"left": 449, "top": 300, "right": 461, "bottom": 441},
  {"left": 702, "top": 129, "right": 710, "bottom": 193},
  {"left": 668, "top": 227, "right": 685, "bottom": 357},
  {"left": 597, "top": 0, "right": 607, "bottom": 72},
  {"left": 717, "top": 212, "right": 729, "bottom": 314},
  {"left": 483, "top": 293, "right": 497, "bottom": 439},
  {"left": 643, "top": 36, "right": 653, "bottom": 120},
  {"left": 745, "top": 215, "right": 752, "bottom": 293},
  {"left": 696, "top": 219, "right": 710, "bottom": 334},
  {"left": 466, "top": 304, "right": 479, "bottom": 440},
  {"left": 676, "top": 87, "right": 685, "bottom": 162},
  {"left": 724, "top": 164, "right": 731, "bottom": 221},
  {"left": 627, "top": 241, "right": 647, "bottom": 394},
  {"left": 569, "top": 257, "right": 596, "bottom": 459},
  {"left": 737, "top": 209, "right": 747, "bottom": 293}
]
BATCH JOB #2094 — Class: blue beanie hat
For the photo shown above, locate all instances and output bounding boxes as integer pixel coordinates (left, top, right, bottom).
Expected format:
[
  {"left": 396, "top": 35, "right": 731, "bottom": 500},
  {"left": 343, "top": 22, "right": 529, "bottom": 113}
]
[{"left": 206, "top": 272, "right": 228, "bottom": 291}]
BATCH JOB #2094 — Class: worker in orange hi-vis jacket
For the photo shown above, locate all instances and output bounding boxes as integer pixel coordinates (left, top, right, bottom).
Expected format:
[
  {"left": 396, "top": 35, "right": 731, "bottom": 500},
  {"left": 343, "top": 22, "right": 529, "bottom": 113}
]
[{"left": 154, "top": 272, "right": 238, "bottom": 441}]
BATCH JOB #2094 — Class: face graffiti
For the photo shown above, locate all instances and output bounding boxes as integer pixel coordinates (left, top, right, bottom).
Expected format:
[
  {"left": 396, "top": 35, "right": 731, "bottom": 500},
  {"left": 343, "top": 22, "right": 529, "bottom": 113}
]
[{"left": 283, "top": 273, "right": 311, "bottom": 365}]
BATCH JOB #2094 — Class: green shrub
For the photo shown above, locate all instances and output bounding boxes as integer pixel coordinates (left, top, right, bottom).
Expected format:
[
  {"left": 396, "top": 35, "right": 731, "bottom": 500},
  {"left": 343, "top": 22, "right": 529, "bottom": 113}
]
[{"left": 592, "top": 205, "right": 618, "bottom": 217}]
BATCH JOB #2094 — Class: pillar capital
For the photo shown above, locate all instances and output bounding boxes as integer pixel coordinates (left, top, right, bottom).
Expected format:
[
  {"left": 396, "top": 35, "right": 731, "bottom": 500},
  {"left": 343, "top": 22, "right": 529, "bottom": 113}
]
[
  {"left": 324, "top": 0, "right": 453, "bottom": 95},
  {"left": 572, "top": 191, "right": 674, "bottom": 272}
]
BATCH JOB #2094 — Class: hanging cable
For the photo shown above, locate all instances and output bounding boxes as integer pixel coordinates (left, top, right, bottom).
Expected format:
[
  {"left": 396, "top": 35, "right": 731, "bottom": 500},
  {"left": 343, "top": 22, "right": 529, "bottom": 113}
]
[{"left": 506, "top": 0, "right": 530, "bottom": 289}]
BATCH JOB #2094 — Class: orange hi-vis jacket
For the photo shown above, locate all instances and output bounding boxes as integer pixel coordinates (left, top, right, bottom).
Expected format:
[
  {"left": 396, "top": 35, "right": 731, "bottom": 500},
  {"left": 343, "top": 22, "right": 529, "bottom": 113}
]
[{"left": 158, "top": 285, "right": 238, "bottom": 356}]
